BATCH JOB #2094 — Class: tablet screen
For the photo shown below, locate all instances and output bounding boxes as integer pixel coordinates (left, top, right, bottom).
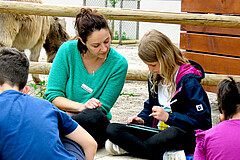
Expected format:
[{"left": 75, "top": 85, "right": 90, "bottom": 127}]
[{"left": 126, "top": 124, "right": 162, "bottom": 133}]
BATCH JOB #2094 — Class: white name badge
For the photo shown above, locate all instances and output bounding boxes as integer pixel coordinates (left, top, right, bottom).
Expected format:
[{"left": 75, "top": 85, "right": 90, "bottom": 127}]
[{"left": 81, "top": 84, "right": 93, "bottom": 93}]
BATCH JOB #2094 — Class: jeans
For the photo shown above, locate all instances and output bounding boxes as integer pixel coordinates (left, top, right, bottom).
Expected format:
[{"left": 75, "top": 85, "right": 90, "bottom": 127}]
[
  {"left": 61, "top": 137, "right": 85, "bottom": 160},
  {"left": 106, "top": 123, "right": 196, "bottom": 160}
]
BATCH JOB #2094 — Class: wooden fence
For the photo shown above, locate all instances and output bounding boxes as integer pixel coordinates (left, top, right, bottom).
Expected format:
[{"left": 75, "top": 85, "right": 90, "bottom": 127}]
[
  {"left": 29, "top": 62, "right": 240, "bottom": 87},
  {"left": 180, "top": 0, "right": 240, "bottom": 92},
  {"left": 1, "top": 1, "right": 240, "bottom": 89},
  {"left": 1, "top": 1, "right": 240, "bottom": 28}
]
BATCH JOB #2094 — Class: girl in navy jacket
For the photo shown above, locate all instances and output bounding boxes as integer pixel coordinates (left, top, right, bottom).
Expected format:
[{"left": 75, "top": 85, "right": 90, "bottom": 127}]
[{"left": 106, "top": 29, "right": 212, "bottom": 160}]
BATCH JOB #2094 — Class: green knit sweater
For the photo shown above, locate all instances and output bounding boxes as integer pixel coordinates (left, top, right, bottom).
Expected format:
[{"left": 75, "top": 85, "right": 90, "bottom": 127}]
[{"left": 45, "top": 40, "right": 128, "bottom": 119}]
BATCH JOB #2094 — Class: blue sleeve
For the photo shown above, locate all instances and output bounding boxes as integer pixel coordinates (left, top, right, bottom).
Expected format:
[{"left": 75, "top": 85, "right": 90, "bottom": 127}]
[
  {"left": 55, "top": 106, "right": 78, "bottom": 135},
  {"left": 137, "top": 99, "right": 151, "bottom": 122},
  {"left": 137, "top": 79, "right": 154, "bottom": 124},
  {"left": 166, "top": 78, "right": 212, "bottom": 131}
]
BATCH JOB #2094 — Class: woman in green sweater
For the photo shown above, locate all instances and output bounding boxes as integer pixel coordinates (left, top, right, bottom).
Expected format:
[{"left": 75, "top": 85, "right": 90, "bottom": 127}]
[{"left": 45, "top": 8, "right": 128, "bottom": 148}]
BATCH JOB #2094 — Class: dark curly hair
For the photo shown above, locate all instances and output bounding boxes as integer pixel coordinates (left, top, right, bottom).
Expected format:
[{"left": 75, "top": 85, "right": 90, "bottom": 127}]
[{"left": 74, "top": 8, "right": 112, "bottom": 54}]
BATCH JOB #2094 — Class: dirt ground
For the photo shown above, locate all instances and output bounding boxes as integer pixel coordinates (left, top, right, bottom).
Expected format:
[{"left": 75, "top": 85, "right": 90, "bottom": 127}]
[{"left": 26, "top": 44, "right": 219, "bottom": 126}]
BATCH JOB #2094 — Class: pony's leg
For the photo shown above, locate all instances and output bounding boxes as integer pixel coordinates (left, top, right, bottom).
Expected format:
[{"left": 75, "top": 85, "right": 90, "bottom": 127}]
[
  {"left": 30, "top": 16, "right": 50, "bottom": 84},
  {"left": 30, "top": 43, "right": 43, "bottom": 84}
]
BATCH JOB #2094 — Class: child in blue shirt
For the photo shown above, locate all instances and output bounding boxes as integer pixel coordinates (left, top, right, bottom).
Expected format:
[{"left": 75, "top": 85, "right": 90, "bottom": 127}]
[{"left": 0, "top": 47, "right": 97, "bottom": 160}]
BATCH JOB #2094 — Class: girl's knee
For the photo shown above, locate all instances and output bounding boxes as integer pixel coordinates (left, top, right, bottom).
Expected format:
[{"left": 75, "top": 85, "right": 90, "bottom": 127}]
[{"left": 72, "top": 109, "right": 109, "bottom": 125}]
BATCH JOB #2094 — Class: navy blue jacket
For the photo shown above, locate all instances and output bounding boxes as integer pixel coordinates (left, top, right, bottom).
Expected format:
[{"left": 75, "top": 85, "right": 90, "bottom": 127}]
[{"left": 138, "top": 61, "right": 212, "bottom": 133}]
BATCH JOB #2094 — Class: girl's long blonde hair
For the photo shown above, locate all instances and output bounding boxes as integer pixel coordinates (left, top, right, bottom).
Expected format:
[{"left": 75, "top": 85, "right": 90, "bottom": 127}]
[{"left": 138, "top": 29, "right": 189, "bottom": 97}]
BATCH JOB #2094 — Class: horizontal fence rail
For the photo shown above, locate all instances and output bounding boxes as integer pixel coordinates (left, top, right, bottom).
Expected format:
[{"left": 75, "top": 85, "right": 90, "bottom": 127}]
[
  {"left": 1, "top": 1, "right": 240, "bottom": 28},
  {"left": 29, "top": 62, "right": 240, "bottom": 86},
  {"left": 1, "top": 1, "right": 240, "bottom": 86}
]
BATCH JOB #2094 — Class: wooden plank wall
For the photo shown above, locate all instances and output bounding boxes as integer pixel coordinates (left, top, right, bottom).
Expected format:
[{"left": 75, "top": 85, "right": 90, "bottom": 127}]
[{"left": 180, "top": 0, "right": 240, "bottom": 92}]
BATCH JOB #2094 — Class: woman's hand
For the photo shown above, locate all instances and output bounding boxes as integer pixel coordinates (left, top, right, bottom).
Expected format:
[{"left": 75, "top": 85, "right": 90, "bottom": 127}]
[
  {"left": 127, "top": 116, "right": 144, "bottom": 124},
  {"left": 151, "top": 106, "right": 169, "bottom": 122},
  {"left": 84, "top": 98, "right": 102, "bottom": 109}
]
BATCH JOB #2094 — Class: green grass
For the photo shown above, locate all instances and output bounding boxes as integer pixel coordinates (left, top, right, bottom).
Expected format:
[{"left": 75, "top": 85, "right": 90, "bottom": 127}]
[{"left": 30, "top": 81, "right": 47, "bottom": 99}]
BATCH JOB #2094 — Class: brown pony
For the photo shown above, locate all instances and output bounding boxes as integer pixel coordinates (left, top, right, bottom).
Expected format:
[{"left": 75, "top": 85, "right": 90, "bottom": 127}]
[{"left": 0, "top": 0, "right": 70, "bottom": 84}]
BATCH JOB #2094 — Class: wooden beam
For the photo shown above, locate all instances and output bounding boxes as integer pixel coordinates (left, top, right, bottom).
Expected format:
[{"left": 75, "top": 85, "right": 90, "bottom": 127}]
[
  {"left": 1, "top": 1, "right": 240, "bottom": 28},
  {"left": 126, "top": 69, "right": 148, "bottom": 81},
  {"left": 181, "top": 0, "right": 240, "bottom": 14},
  {"left": 183, "top": 51, "right": 240, "bottom": 75},
  {"left": 29, "top": 62, "right": 240, "bottom": 85},
  {"left": 181, "top": 25, "right": 240, "bottom": 36},
  {"left": 29, "top": 62, "right": 52, "bottom": 75},
  {"left": 204, "top": 74, "right": 240, "bottom": 86},
  {"left": 180, "top": 33, "right": 240, "bottom": 57},
  {"left": 111, "top": 40, "right": 139, "bottom": 44}
]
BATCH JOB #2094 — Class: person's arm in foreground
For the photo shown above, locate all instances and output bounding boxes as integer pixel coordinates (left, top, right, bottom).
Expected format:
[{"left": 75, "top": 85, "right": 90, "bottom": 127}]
[
  {"left": 65, "top": 125, "right": 97, "bottom": 160},
  {"left": 52, "top": 97, "right": 102, "bottom": 114}
]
